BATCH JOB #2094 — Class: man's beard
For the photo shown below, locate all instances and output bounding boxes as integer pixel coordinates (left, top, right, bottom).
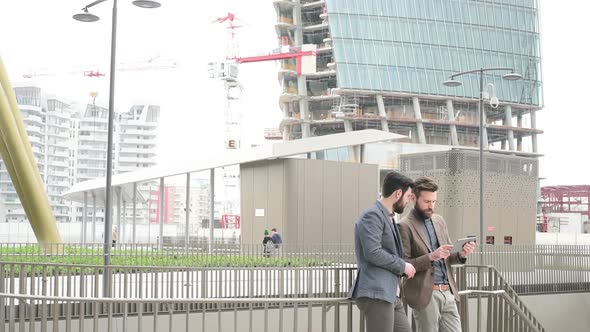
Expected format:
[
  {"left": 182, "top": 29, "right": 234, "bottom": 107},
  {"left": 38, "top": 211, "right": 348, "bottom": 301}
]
[
  {"left": 415, "top": 204, "right": 434, "bottom": 219},
  {"left": 393, "top": 199, "right": 406, "bottom": 214}
]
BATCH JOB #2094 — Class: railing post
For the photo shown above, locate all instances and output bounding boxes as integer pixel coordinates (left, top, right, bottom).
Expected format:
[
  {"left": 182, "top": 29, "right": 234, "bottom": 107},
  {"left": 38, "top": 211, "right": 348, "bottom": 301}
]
[
  {"left": 457, "top": 266, "right": 470, "bottom": 332},
  {"left": 334, "top": 301, "right": 340, "bottom": 332},
  {"left": 278, "top": 269, "right": 284, "bottom": 332},
  {"left": 476, "top": 266, "right": 482, "bottom": 332},
  {"left": 18, "top": 264, "right": 26, "bottom": 330},
  {"left": 334, "top": 268, "right": 341, "bottom": 297},
  {"left": 307, "top": 269, "right": 313, "bottom": 332},
  {"left": 486, "top": 266, "right": 493, "bottom": 332},
  {"left": 122, "top": 270, "right": 128, "bottom": 332}
]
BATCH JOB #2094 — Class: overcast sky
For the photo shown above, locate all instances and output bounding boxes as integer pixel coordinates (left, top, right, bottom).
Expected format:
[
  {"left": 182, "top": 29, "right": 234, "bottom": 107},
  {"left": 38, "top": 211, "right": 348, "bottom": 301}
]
[{"left": 0, "top": 0, "right": 587, "bottom": 186}]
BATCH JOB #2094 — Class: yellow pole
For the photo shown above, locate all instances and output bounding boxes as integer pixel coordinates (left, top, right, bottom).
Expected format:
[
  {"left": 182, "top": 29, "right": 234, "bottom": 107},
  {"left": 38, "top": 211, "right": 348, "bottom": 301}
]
[
  {"left": 0, "top": 108, "right": 32, "bottom": 235},
  {"left": 0, "top": 57, "right": 48, "bottom": 199},
  {"left": 0, "top": 102, "right": 28, "bottom": 216},
  {"left": 0, "top": 57, "right": 62, "bottom": 249},
  {"left": 0, "top": 60, "right": 28, "bottom": 207}
]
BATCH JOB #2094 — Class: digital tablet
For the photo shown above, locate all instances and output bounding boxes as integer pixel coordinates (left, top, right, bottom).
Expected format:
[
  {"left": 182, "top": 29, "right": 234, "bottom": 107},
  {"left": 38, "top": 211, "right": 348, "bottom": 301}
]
[{"left": 451, "top": 237, "right": 477, "bottom": 254}]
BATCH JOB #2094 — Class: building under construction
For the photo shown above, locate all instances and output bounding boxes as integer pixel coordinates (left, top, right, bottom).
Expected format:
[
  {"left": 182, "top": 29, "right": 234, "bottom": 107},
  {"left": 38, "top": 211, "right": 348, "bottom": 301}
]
[
  {"left": 273, "top": 0, "right": 543, "bottom": 156},
  {"left": 539, "top": 185, "right": 590, "bottom": 232},
  {"left": 541, "top": 185, "right": 590, "bottom": 220},
  {"left": 271, "top": 0, "right": 543, "bottom": 243}
]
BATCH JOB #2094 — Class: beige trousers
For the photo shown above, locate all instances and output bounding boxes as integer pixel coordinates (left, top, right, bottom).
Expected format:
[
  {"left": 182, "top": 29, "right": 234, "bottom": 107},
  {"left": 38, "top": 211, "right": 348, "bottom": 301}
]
[{"left": 412, "top": 289, "right": 462, "bottom": 332}]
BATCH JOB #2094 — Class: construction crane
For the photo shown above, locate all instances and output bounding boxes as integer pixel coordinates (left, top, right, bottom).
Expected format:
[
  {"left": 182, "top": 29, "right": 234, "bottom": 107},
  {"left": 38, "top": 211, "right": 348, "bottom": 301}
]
[
  {"left": 211, "top": 12, "right": 243, "bottom": 61},
  {"left": 22, "top": 57, "right": 178, "bottom": 79},
  {"left": 235, "top": 47, "right": 317, "bottom": 75},
  {"left": 209, "top": 12, "right": 317, "bottom": 220},
  {"left": 83, "top": 70, "right": 106, "bottom": 78},
  {"left": 207, "top": 13, "right": 244, "bottom": 221},
  {"left": 209, "top": 12, "right": 316, "bottom": 149}
]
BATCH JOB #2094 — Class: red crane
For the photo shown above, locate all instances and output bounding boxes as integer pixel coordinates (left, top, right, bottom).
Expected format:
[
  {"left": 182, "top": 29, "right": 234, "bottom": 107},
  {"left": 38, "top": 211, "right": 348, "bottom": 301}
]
[
  {"left": 235, "top": 49, "right": 316, "bottom": 75},
  {"left": 83, "top": 70, "right": 106, "bottom": 78},
  {"left": 212, "top": 12, "right": 316, "bottom": 74},
  {"left": 212, "top": 12, "right": 243, "bottom": 60},
  {"left": 212, "top": 12, "right": 237, "bottom": 25},
  {"left": 23, "top": 58, "right": 176, "bottom": 79}
]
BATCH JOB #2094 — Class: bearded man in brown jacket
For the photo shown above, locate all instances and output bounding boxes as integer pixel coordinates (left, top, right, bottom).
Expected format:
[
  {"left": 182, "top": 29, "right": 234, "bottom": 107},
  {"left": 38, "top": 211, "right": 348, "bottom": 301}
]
[{"left": 399, "top": 177, "right": 475, "bottom": 332}]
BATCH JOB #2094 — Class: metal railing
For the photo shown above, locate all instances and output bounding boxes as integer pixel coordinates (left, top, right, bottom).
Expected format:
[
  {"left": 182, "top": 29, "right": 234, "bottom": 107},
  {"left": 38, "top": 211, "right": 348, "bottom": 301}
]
[
  {"left": 0, "top": 242, "right": 356, "bottom": 267},
  {"left": 457, "top": 290, "right": 542, "bottom": 332},
  {"left": 0, "top": 262, "right": 356, "bottom": 301},
  {"left": 468, "top": 245, "right": 590, "bottom": 294},
  {"left": 1, "top": 243, "right": 590, "bottom": 294},
  {"left": 0, "top": 265, "right": 551, "bottom": 332},
  {"left": 0, "top": 244, "right": 590, "bottom": 332},
  {"left": 2, "top": 243, "right": 590, "bottom": 295},
  {"left": 455, "top": 265, "right": 546, "bottom": 332},
  {"left": 0, "top": 293, "right": 355, "bottom": 332}
]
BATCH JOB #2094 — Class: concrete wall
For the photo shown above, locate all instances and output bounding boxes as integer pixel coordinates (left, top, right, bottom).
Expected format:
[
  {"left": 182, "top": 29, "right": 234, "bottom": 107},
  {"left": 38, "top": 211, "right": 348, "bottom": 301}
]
[
  {"left": 520, "top": 293, "right": 590, "bottom": 332},
  {"left": 400, "top": 150, "right": 538, "bottom": 244},
  {"left": 545, "top": 212, "right": 583, "bottom": 233},
  {"left": 536, "top": 232, "right": 590, "bottom": 245},
  {"left": 465, "top": 292, "right": 590, "bottom": 332},
  {"left": 240, "top": 159, "right": 379, "bottom": 245}
]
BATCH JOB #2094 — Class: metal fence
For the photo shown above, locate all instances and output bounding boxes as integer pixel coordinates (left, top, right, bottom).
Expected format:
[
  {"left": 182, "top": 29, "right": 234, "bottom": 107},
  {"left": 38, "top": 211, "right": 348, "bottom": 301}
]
[
  {"left": 3, "top": 242, "right": 582, "bottom": 332},
  {"left": 0, "top": 263, "right": 356, "bottom": 302},
  {"left": 455, "top": 265, "right": 546, "bottom": 332},
  {"left": 0, "top": 262, "right": 358, "bottom": 331},
  {"left": 0, "top": 291, "right": 546, "bottom": 332},
  {"left": 0, "top": 293, "right": 356, "bottom": 332},
  {"left": 457, "top": 290, "right": 543, "bottom": 332},
  {"left": 1, "top": 242, "right": 589, "bottom": 296},
  {"left": 468, "top": 245, "right": 590, "bottom": 294},
  {"left": 0, "top": 242, "right": 356, "bottom": 267},
  {"left": 0, "top": 264, "right": 549, "bottom": 332},
  {"left": 1, "top": 243, "right": 588, "bottom": 294}
]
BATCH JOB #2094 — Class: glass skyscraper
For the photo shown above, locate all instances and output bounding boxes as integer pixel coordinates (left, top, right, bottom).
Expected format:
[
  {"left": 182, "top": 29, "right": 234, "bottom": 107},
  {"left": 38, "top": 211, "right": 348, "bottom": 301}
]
[
  {"left": 274, "top": 0, "right": 542, "bottom": 154},
  {"left": 328, "top": 0, "right": 541, "bottom": 104}
]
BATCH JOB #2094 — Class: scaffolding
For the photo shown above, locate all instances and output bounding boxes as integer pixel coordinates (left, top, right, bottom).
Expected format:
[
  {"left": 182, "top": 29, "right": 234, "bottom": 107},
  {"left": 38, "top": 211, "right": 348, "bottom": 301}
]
[{"left": 541, "top": 185, "right": 590, "bottom": 219}]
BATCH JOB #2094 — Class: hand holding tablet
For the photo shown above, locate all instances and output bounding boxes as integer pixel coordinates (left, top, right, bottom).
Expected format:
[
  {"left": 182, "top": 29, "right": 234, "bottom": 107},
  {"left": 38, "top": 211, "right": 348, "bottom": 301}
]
[{"left": 451, "top": 237, "right": 477, "bottom": 254}]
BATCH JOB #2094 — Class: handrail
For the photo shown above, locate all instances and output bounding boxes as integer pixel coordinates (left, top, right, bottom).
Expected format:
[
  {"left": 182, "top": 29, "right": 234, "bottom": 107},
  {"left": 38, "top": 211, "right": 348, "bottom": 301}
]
[
  {"left": 0, "top": 290, "right": 542, "bottom": 332},
  {"left": 477, "top": 264, "right": 544, "bottom": 330},
  {"left": 458, "top": 289, "right": 505, "bottom": 296},
  {"left": 0, "top": 293, "right": 350, "bottom": 305},
  {"left": 0, "top": 261, "right": 357, "bottom": 270},
  {"left": 454, "top": 264, "right": 546, "bottom": 332},
  {"left": 457, "top": 289, "right": 542, "bottom": 332},
  {"left": 0, "top": 292, "right": 355, "bottom": 332}
]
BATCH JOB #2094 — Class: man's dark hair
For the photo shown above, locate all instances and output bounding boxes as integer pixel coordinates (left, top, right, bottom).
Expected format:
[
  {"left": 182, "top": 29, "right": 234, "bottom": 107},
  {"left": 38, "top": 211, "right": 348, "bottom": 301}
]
[
  {"left": 381, "top": 171, "right": 414, "bottom": 198},
  {"left": 413, "top": 176, "right": 438, "bottom": 198},
  {"left": 271, "top": 228, "right": 277, "bottom": 232}
]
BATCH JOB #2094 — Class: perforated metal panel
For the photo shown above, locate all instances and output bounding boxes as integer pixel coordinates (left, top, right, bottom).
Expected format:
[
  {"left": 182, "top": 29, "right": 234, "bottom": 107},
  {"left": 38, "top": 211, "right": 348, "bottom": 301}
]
[{"left": 399, "top": 150, "right": 538, "bottom": 244}]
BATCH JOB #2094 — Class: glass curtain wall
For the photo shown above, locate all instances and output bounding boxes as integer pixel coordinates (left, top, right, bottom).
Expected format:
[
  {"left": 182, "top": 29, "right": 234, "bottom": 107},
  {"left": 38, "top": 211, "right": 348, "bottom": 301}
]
[{"left": 326, "top": 0, "right": 542, "bottom": 105}]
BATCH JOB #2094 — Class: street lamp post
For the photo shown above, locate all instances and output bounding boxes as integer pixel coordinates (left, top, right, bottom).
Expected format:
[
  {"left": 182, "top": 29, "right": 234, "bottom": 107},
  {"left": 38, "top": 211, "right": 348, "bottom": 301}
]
[
  {"left": 73, "top": 0, "right": 161, "bottom": 297},
  {"left": 443, "top": 68, "right": 521, "bottom": 249}
]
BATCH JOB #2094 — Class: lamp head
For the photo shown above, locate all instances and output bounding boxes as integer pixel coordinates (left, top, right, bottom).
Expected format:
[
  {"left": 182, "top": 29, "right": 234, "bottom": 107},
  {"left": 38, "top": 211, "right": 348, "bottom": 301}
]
[
  {"left": 132, "top": 0, "right": 161, "bottom": 8},
  {"left": 443, "top": 78, "right": 462, "bottom": 87},
  {"left": 502, "top": 72, "right": 522, "bottom": 81},
  {"left": 73, "top": 8, "right": 99, "bottom": 22}
]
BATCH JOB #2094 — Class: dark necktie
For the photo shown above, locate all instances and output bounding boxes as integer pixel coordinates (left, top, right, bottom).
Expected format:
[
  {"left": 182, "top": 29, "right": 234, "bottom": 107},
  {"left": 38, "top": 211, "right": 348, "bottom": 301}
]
[{"left": 391, "top": 216, "right": 401, "bottom": 249}]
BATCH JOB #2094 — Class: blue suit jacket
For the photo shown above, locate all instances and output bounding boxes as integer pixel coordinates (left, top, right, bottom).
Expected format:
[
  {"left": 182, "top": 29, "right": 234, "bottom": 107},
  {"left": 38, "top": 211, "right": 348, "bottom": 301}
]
[{"left": 348, "top": 201, "right": 407, "bottom": 304}]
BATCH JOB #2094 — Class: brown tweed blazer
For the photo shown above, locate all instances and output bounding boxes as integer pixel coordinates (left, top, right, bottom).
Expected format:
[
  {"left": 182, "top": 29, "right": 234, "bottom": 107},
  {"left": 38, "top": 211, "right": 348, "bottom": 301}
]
[{"left": 398, "top": 209, "right": 464, "bottom": 309}]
